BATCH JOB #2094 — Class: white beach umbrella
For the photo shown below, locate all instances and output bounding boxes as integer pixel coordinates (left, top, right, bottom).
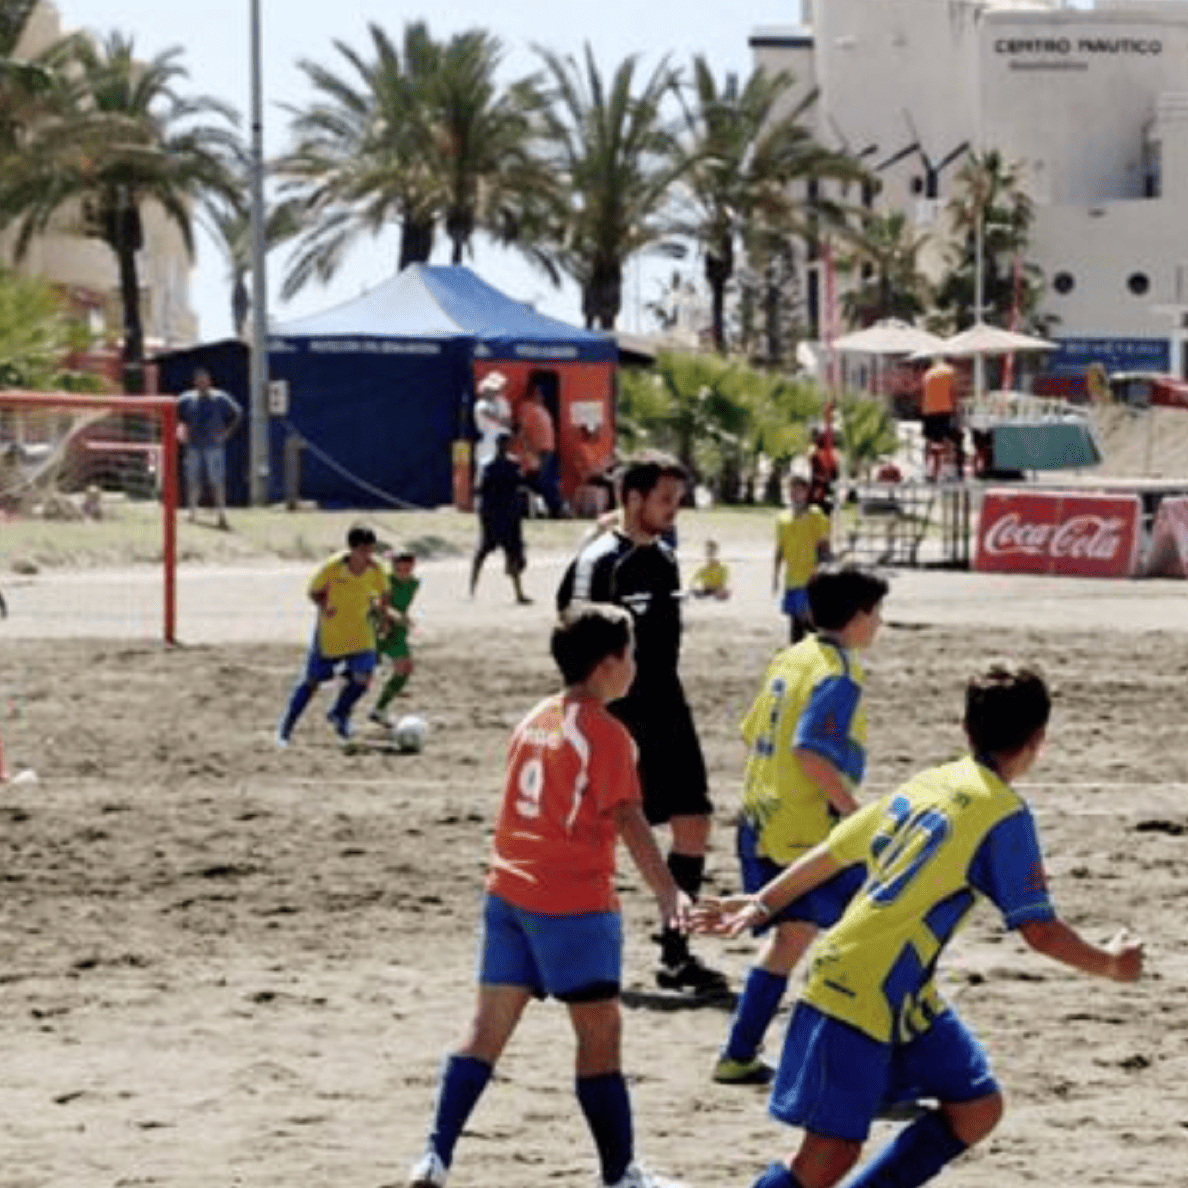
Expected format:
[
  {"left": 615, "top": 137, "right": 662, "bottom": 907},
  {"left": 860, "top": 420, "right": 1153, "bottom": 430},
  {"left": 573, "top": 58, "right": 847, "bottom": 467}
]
[
  {"left": 924, "top": 322, "right": 1057, "bottom": 358},
  {"left": 833, "top": 318, "right": 948, "bottom": 356}
]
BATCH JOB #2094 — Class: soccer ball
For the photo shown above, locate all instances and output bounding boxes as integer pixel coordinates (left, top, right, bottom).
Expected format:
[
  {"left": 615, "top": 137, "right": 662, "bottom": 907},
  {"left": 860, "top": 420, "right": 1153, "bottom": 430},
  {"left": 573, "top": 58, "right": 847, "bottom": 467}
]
[{"left": 392, "top": 714, "right": 428, "bottom": 753}]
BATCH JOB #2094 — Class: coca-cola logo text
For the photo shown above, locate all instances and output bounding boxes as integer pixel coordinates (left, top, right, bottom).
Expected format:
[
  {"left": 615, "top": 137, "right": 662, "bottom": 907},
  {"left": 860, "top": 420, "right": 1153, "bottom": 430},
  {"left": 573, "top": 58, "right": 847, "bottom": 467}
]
[{"left": 983, "top": 512, "right": 1125, "bottom": 560}]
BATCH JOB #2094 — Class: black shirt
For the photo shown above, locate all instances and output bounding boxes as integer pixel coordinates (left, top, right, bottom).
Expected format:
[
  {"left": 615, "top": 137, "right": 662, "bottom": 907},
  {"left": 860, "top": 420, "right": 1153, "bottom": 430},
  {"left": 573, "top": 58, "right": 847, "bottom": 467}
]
[{"left": 557, "top": 530, "right": 683, "bottom": 694}]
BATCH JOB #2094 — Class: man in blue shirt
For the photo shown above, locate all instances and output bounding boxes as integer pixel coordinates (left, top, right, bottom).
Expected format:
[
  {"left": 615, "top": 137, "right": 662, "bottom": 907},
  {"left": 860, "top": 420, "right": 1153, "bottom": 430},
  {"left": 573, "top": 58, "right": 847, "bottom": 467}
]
[{"left": 176, "top": 368, "right": 241, "bottom": 529}]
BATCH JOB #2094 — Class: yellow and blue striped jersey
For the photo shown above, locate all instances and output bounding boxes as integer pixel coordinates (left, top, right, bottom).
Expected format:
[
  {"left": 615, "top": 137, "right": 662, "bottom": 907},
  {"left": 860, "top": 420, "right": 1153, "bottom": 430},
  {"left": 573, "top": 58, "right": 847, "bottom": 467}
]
[
  {"left": 740, "top": 637, "right": 867, "bottom": 864},
  {"left": 802, "top": 755, "right": 1056, "bottom": 1043}
]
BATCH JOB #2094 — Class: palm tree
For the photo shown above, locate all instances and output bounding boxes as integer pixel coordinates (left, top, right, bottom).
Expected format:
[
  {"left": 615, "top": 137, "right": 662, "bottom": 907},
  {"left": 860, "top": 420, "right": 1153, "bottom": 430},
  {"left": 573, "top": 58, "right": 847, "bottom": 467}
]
[
  {"left": 0, "top": 32, "right": 241, "bottom": 375},
  {"left": 433, "top": 30, "right": 552, "bottom": 265},
  {"left": 276, "top": 21, "right": 546, "bottom": 295},
  {"left": 676, "top": 58, "right": 869, "bottom": 353},
  {"left": 205, "top": 187, "right": 301, "bottom": 338},
  {"left": 937, "top": 149, "right": 1040, "bottom": 331},
  {"left": 531, "top": 45, "right": 684, "bottom": 330},
  {"left": 276, "top": 21, "right": 441, "bottom": 295},
  {"left": 836, "top": 209, "right": 933, "bottom": 326}
]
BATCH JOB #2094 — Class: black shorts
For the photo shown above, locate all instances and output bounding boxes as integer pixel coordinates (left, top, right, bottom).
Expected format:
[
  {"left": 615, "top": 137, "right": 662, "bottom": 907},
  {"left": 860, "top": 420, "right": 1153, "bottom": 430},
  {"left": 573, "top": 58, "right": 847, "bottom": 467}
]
[
  {"left": 922, "top": 412, "right": 958, "bottom": 444},
  {"left": 611, "top": 687, "right": 712, "bottom": 825},
  {"left": 478, "top": 521, "right": 525, "bottom": 574}
]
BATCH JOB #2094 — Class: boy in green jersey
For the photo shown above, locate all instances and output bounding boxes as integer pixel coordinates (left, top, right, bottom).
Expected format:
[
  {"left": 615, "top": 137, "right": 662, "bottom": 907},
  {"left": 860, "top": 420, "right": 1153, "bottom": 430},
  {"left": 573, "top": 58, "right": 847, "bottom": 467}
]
[{"left": 370, "top": 550, "right": 420, "bottom": 728}]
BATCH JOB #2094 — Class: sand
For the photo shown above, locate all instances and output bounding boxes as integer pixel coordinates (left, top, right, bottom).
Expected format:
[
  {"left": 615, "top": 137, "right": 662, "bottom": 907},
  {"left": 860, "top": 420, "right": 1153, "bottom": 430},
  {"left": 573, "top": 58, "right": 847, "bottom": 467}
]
[{"left": 1, "top": 519, "right": 1187, "bottom": 1188}]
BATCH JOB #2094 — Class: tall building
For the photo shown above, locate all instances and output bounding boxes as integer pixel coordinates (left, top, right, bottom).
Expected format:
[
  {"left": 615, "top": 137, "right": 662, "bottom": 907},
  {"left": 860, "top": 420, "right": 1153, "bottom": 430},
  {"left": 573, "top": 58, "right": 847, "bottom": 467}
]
[
  {"left": 0, "top": 1, "right": 199, "bottom": 357},
  {"left": 754, "top": 0, "right": 1188, "bottom": 378}
]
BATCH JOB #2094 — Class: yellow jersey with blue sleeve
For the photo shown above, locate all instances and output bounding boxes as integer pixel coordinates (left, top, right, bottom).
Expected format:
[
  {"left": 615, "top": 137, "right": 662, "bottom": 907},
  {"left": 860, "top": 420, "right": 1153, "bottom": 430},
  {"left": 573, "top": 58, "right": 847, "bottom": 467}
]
[
  {"left": 740, "top": 636, "right": 867, "bottom": 864},
  {"left": 802, "top": 755, "right": 1056, "bottom": 1044},
  {"left": 309, "top": 551, "right": 388, "bottom": 658},
  {"left": 776, "top": 506, "right": 831, "bottom": 590}
]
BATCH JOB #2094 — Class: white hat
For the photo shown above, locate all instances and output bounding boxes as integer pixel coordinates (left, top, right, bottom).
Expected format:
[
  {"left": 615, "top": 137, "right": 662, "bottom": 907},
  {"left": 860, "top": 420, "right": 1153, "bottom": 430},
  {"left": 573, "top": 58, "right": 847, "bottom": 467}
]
[
  {"left": 788, "top": 459, "right": 812, "bottom": 485},
  {"left": 477, "top": 371, "right": 508, "bottom": 394}
]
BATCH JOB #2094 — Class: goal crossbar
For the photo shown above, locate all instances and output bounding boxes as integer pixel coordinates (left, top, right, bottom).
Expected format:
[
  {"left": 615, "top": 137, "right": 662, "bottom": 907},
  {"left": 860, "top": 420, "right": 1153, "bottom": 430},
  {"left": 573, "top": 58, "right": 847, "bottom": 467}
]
[{"left": 0, "top": 389, "right": 179, "bottom": 643}]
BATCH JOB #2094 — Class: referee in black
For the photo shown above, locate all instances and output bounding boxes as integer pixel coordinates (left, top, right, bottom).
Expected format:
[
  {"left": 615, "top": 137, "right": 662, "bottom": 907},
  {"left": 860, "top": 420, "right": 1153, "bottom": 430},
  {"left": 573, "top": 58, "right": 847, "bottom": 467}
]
[{"left": 557, "top": 450, "right": 728, "bottom": 997}]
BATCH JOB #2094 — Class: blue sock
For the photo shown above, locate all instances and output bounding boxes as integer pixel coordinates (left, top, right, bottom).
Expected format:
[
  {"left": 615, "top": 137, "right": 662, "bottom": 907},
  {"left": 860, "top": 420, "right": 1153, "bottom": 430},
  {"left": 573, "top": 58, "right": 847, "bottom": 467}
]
[
  {"left": 576, "top": 1072, "right": 633, "bottom": 1185},
  {"left": 752, "top": 1162, "right": 800, "bottom": 1188},
  {"left": 846, "top": 1110, "right": 967, "bottom": 1188},
  {"left": 279, "top": 681, "right": 315, "bottom": 737},
  {"left": 330, "top": 678, "right": 367, "bottom": 722},
  {"left": 427, "top": 1054, "right": 493, "bottom": 1167},
  {"left": 723, "top": 967, "right": 788, "bottom": 1062}
]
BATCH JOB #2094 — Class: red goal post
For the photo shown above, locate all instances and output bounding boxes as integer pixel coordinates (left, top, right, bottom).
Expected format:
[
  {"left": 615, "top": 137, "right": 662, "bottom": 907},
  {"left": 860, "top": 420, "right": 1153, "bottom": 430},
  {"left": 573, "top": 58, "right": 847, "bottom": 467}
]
[{"left": 0, "top": 389, "right": 179, "bottom": 643}]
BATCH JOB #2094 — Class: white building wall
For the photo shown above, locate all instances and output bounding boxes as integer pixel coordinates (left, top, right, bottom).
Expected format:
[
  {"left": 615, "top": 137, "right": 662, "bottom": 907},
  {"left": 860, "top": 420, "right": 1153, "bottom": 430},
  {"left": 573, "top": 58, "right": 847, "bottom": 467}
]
[{"left": 755, "top": 0, "right": 1188, "bottom": 377}]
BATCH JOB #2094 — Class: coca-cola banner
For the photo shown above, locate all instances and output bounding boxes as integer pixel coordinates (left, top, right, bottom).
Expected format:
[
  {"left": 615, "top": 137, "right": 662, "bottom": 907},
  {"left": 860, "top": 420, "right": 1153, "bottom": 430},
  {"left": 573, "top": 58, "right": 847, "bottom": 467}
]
[{"left": 976, "top": 490, "right": 1141, "bottom": 578}]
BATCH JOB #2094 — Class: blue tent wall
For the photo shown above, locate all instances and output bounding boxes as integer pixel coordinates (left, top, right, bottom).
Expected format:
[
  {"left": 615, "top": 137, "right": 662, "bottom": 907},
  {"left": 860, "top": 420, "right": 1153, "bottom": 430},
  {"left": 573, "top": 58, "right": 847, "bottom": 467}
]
[
  {"left": 267, "top": 337, "right": 472, "bottom": 508},
  {"left": 154, "top": 340, "right": 250, "bottom": 507}
]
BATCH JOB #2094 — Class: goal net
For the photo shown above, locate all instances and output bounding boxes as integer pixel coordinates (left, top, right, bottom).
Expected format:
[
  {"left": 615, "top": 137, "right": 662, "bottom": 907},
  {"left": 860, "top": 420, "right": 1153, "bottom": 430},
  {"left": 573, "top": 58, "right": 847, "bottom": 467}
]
[{"left": 0, "top": 390, "right": 178, "bottom": 642}]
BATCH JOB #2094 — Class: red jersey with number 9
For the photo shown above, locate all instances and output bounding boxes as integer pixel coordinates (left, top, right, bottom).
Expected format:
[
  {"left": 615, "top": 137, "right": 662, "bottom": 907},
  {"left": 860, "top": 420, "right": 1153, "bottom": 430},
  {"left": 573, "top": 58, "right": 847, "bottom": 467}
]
[{"left": 487, "top": 692, "right": 641, "bottom": 913}]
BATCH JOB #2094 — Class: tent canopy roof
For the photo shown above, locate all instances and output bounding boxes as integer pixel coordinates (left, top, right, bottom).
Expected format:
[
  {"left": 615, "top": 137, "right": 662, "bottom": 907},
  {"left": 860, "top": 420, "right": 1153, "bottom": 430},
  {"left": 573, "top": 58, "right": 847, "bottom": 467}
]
[{"left": 272, "top": 264, "right": 617, "bottom": 363}]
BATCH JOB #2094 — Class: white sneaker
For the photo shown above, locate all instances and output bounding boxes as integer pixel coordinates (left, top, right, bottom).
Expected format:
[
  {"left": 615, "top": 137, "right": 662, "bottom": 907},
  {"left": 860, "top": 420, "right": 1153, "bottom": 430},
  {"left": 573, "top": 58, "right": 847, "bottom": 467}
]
[
  {"left": 274, "top": 727, "right": 290, "bottom": 750},
  {"left": 605, "top": 1163, "right": 686, "bottom": 1188},
  {"left": 408, "top": 1149, "right": 448, "bottom": 1188}
]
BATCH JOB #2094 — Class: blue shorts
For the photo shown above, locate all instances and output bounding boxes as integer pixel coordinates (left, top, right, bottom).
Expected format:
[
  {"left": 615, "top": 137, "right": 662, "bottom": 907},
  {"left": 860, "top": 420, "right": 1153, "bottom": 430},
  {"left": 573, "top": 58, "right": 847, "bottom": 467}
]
[
  {"left": 478, "top": 893, "right": 622, "bottom": 1002},
  {"left": 770, "top": 1002, "right": 998, "bottom": 1142},
  {"left": 184, "top": 445, "right": 226, "bottom": 488},
  {"left": 302, "top": 641, "right": 377, "bottom": 684},
  {"left": 737, "top": 820, "right": 864, "bottom": 935},
  {"left": 782, "top": 587, "right": 810, "bottom": 619}
]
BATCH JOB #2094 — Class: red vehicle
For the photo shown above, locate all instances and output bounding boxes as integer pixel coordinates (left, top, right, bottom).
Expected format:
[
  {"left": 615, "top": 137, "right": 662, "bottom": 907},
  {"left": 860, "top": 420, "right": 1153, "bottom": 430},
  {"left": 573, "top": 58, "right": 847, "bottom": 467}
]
[{"left": 1107, "top": 371, "right": 1188, "bottom": 410}]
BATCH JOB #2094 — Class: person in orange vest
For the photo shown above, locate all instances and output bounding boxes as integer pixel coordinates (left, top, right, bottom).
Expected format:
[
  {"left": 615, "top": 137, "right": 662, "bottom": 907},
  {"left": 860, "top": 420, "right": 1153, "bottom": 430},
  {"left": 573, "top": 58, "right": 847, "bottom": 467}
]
[
  {"left": 516, "top": 382, "right": 566, "bottom": 518},
  {"left": 921, "top": 356, "right": 965, "bottom": 481}
]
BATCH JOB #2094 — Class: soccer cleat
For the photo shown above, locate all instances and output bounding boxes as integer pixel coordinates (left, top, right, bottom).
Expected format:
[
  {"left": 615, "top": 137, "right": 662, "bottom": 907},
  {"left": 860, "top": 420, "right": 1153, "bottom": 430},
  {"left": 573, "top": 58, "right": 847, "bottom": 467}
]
[
  {"left": 604, "top": 1162, "right": 686, "bottom": 1188},
  {"left": 326, "top": 709, "right": 352, "bottom": 741},
  {"left": 712, "top": 1055, "right": 775, "bottom": 1085},
  {"left": 274, "top": 727, "right": 290, "bottom": 750},
  {"left": 369, "top": 708, "right": 395, "bottom": 729},
  {"left": 408, "top": 1149, "right": 448, "bottom": 1188},
  {"left": 655, "top": 953, "right": 730, "bottom": 997}
]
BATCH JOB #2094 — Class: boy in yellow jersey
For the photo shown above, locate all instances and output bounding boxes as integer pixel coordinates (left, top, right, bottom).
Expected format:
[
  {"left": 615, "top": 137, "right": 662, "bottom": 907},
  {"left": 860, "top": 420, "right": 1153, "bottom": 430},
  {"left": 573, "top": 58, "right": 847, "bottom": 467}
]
[
  {"left": 774, "top": 466, "right": 832, "bottom": 644},
  {"left": 695, "top": 664, "right": 1144, "bottom": 1188},
  {"left": 690, "top": 539, "right": 731, "bottom": 600},
  {"left": 713, "top": 566, "right": 887, "bottom": 1086},
  {"left": 276, "top": 524, "right": 390, "bottom": 746}
]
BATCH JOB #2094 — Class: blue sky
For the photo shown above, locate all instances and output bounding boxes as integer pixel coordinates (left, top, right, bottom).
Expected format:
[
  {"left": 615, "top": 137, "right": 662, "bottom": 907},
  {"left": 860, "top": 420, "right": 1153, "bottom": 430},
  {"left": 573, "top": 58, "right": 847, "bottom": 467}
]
[{"left": 56, "top": 1, "right": 808, "bottom": 342}]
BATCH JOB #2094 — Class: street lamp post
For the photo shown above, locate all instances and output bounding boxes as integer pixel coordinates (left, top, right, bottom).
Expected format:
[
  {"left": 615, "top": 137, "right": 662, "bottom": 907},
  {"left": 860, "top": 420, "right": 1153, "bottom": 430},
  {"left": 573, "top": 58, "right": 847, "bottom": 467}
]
[{"left": 247, "top": 0, "right": 270, "bottom": 505}]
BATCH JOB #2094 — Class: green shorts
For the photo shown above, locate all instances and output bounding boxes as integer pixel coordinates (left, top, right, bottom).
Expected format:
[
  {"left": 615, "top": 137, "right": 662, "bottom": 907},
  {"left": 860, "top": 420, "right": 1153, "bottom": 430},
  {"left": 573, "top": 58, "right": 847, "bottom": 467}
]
[{"left": 377, "top": 630, "right": 410, "bottom": 660}]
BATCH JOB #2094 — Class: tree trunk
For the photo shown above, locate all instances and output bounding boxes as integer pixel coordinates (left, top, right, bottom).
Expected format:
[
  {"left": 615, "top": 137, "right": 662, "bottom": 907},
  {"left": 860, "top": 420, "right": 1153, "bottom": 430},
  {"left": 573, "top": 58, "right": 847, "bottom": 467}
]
[
  {"left": 114, "top": 232, "right": 143, "bottom": 372},
  {"left": 399, "top": 216, "right": 435, "bottom": 270},
  {"left": 704, "top": 235, "right": 733, "bottom": 353}
]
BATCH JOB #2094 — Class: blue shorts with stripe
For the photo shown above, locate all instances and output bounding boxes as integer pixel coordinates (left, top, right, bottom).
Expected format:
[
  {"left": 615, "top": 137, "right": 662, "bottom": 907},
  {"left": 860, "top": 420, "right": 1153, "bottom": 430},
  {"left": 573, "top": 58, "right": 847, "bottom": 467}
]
[
  {"left": 737, "top": 819, "right": 865, "bottom": 935},
  {"left": 770, "top": 1002, "right": 998, "bottom": 1142},
  {"left": 478, "top": 893, "right": 622, "bottom": 1002}
]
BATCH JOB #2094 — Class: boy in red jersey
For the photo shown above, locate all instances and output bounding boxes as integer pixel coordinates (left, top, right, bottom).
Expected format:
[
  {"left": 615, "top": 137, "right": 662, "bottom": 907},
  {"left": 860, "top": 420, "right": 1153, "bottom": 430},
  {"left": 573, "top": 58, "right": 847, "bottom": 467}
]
[{"left": 407, "top": 605, "right": 690, "bottom": 1188}]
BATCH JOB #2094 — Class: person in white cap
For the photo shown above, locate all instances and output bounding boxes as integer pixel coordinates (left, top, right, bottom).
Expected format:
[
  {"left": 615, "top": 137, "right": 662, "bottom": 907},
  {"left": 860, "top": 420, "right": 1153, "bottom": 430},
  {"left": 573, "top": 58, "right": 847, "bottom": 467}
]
[{"left": 473, "top": 372, "right": 513, "bottom": 477}]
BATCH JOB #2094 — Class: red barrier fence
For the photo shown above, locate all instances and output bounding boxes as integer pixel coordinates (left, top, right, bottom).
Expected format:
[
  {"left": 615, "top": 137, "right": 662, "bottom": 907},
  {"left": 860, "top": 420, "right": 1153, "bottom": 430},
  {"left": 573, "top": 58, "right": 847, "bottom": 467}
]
[{"left": 975, "top": 489, "right": 1142, "bottom": 578}]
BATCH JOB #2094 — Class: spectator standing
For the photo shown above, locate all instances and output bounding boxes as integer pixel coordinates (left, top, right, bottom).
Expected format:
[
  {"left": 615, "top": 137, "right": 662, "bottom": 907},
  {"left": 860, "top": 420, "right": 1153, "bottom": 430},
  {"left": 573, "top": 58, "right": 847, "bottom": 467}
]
[
  {"left": 473, "top": 372, "right": 513, "bottom": 477},
  {"left": 517, "top": 381, "right": 566, "bottom": 517},
  {"left": 176, "top": 368, "right": 241, "bottom": 529}
]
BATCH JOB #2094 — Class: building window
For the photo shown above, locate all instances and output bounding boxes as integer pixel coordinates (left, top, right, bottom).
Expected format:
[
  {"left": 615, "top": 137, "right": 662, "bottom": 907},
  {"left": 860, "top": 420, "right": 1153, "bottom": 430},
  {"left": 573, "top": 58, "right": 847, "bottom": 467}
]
[
  {"left": 1127, "top": 272, "right": 1150, "bottom": 296},
  {"left": 1053, "top": 271, "right": 1075, "bottom": 295}
]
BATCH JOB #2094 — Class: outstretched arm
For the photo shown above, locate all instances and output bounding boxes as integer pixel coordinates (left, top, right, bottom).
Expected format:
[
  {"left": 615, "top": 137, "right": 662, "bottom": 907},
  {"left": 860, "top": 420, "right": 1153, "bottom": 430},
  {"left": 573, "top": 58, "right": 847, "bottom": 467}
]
[
  {"left": 693, "top": 842, "right": 843, "bottom": 937},
  {"left": 1019, "top": 919, "right": 1143, "bottom": 982}
]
